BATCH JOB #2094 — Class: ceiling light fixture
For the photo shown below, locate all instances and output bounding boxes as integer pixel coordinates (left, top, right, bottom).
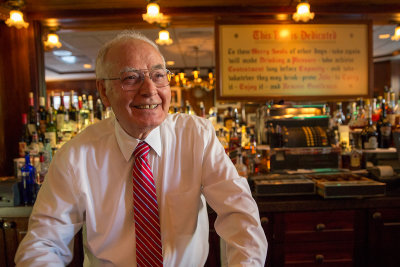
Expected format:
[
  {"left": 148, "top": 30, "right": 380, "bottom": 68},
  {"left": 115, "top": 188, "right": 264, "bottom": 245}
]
[
  {"left": 155, "top": 21, "right": 173, "bottom": 46},
  {"left": 142, "top": 0, "right": 164, "bottom": 24},
  {"left": 292, "top": 0, "right": 315, "bottom": 22},
  {"left": 156, "top": 29, "right": 173, "bottom": 46},
  {"left": 44, "top": 27, "right": 62, "bottom": 49},
  {"left": 4, "top": 0, "right": 29, "bottom": 29},
  {"left": 175, "top": 46, "right": 215, "bottom": 92},
  {"left": 391, "top": 25, "right": 400, "bottom": 41}
]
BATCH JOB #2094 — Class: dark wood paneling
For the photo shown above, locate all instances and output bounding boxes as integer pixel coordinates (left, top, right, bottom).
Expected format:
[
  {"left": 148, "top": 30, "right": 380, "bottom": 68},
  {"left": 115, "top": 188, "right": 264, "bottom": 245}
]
[
  {"left": 373, "top": 61, "right": 391, "bottom": 97},
  {"left": 0, "top": 21, "right": 44, "bottom": 176}
]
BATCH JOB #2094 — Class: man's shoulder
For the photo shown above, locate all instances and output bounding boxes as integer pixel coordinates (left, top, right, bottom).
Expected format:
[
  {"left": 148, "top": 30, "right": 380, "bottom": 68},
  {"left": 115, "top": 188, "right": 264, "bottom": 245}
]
[
  {"left": 165, "top": 113, "right": 212, "bottom": 129},
  {"left": 57, "top": 117, "right": 114, "bottom": 153},
  {"left": 160, "top": 113, "right": 214, "bottom": 141}
]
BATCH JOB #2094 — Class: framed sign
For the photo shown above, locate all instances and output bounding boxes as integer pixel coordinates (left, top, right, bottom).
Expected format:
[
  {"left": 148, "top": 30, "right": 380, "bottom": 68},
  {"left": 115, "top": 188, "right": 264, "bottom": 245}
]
[{"left": 216, "top": 21, "right": 372, "bottom": 100}]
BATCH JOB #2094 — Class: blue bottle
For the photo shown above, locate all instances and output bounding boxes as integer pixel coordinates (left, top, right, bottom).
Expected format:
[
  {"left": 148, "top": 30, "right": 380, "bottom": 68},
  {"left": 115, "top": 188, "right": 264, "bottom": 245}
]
[{"left": 20, "top": 151, "right": 36, "bottom": 205}]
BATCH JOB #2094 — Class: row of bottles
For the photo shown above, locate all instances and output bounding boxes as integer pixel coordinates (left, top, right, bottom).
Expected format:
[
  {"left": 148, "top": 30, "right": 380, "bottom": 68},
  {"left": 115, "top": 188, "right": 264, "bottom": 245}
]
[
  {"left": 20, "top": 91, "right": 112, "bottom": 156},
  {"left": 331, "top": 95, "right": 398, "bottom": 150},
  {"left": 16, "top": 91, "right": 112, "bottom": 205}
]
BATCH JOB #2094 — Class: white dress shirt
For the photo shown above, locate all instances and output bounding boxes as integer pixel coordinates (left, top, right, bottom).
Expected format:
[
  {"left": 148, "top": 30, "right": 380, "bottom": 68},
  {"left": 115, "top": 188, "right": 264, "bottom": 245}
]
[{"left": 15, "top": 113, "right": 267, "bottom": 266}]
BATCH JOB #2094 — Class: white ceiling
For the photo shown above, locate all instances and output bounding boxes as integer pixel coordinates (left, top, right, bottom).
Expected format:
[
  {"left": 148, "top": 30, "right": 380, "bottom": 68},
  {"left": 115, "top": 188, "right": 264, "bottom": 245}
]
[{"left": 45, "top": 25, "right": 400, "bottom": 81}]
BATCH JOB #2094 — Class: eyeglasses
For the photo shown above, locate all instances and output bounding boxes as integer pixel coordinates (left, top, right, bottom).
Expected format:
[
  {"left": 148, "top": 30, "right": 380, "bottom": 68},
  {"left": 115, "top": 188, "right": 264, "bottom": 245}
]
[{"left": 102, "top": 68, "right": 174, "bottom": 91}]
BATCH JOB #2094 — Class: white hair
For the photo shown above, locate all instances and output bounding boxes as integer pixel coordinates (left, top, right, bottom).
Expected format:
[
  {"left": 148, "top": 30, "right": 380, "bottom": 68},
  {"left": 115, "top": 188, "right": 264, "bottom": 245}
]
[{"left": 95, "top": 30, "right": 165, "bottom": 79}]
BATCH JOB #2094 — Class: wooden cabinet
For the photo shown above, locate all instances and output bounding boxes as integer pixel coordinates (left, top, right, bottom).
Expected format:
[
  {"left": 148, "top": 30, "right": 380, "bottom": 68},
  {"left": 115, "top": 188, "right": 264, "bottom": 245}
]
[
  {"left": 0, "top": 215, "right": 82, "bottom": 267},
  {"left": 270, "top": 210, "right": 364, "bottom": 266},
  {"left": 368, "top": 208, "right": 400, "bottom": 267},
  {"left": 0, "top": 217, "right": 28, "bottom": 267}
]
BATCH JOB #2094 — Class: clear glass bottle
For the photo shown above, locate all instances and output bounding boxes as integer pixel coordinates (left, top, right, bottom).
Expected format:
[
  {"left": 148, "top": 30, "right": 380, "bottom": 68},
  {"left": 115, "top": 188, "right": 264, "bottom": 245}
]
[
  {"left": 333, "top": 102, "right": 346, "bottom": 127},
  {"left": 361, "top": 103, "right": 378, "bottom": 150},
  {"left": 199, "top": 101, "right": 206, "bottom": 118},
  {"left": 377, "top": 99, "right": 392, "bottom": 148},
  {"left": 235, "top": 152, "right": 248, "bottom": 178},
  {"left": 56, "top": 91, "right": 66, "bottom": 132},
  {"left": 45, "top": 107, "right": 57, "bottom": 148}
]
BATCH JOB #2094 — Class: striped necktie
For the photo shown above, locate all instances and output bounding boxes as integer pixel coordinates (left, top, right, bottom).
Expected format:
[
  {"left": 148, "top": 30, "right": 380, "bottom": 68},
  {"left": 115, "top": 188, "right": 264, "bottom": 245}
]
[{"left": 132, "top": 141, "right": 163, "bottom": 266}]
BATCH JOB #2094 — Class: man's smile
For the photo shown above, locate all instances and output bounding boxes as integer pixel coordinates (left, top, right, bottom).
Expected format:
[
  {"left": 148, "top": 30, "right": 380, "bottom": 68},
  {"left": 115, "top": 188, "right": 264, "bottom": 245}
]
[{"left": 133, "top": 104, "right": 159, "bottom": 109}]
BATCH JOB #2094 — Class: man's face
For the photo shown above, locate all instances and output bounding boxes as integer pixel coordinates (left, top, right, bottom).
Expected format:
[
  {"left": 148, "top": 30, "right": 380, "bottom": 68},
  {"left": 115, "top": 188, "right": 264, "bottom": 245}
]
[{"left": 98, "top": 40, "right": 171, "bottom": 139}]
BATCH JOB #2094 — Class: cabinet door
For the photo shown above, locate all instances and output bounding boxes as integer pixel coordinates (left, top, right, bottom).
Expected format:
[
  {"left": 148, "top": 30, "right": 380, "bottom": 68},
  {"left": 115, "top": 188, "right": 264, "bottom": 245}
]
[
  {"left": 1, "top": 217, "right": 29, "bottom": 267},
  {"left": 368, "top": 208, "right": 400, "bottom": 267},
  {"left": 260, "top": 213, "right": 273, "bottom": 267},
  {"left": 0, "top": 220, "right": 6, "bottom": 267},
  {"left": 278, "top": 241, "right": 354, "bottom": 267},
  {"left": 276, "top": 210, "right": 356, "bottom": 243}
]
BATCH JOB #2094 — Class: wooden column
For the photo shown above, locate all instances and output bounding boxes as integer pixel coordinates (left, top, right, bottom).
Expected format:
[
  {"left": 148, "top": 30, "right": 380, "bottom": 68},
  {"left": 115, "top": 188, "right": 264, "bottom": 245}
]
[{"left": 0, "top": 21, "right": 45, "bottom": 176}]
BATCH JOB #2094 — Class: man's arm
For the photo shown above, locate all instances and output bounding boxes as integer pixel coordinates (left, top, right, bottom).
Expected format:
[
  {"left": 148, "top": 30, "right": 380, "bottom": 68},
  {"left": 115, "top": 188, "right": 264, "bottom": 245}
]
[
  {"left": 15, "top": 150, "right": 84, "bottom": 267},
  {"left": 201, "top": 121, "right": 268, "bottom": 266}
]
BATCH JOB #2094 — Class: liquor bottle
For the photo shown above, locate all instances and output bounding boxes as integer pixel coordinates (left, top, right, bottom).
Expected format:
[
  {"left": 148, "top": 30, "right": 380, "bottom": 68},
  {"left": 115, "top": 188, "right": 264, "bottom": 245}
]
[
  {"left": 27, "top": 92, "right": 37, "bottom": 137},
  {"left": 361, "top": 104, "right": 378, "bottom": 150},
  {"left": 224, "top": 107, "right": 234, "bottom": 130},
  {"left": 68, "top": 90, "right": 78, "bottom": 123},
  {"left": 43, "top": 138, "right": 53, "bottom": 163},
  {"left": 19, "top": 113, "right": 31, "bottom": 157},
  {"left": 376, "top": 99, "right": 392, "bottom": 148},
  {"left": 332, "top": 102, "right": 346, "bottom": 127},
  {"left": 228, "top": 126, "right": 241, "bottom": 156},
  {"left": 387, "top": 92, "right": 397, "bottom": 126},
  {"left": 216, "top": 128, "right": 229, "bottom": 153},
  {"left": 349, "top": 139, "right": 362, "bottom": 170},
  {"left": 37, "top": 151, "right": 48, "bottom": 186},
  {"left": 184, "top": 100, "right": 192, "bottom": 115},
  {"left": 372, "top": 97, "right": 381, "bottom": 122},
  {"left": 81, "top": 94, "right": 90, "bottom": 128},
  {"left": 394, "top": 95, "right": 400, "bottom": 126},
  {"left": 241, "top": 126, "right": 250, "bottom": 148},
  {"left": 348, "top": 102, "right": 360, "bottom": 130},
  {"left": 20, "top": 151, "right": 36, "bottom": 206},
  {"left": 57, "top": 91, "right": 66, "bottom": 131},
  {"left": 235, "top": 152, "right": 248, "bottom": 178},
  {"left": 37, "top": 96, "right": 48, "bottom": 142},
  {"left": 28, "top": 131, "right": 41, "bottom": 157},
  {"left": 88, "top": 95, "right": 95, "bottom": 124},
  {"left": 95, "top": 98, "right": 103, "bottom": 121},
  {"left": 199, "top": 101, "right": 206, "bottom": 118},
  {"left": 356, "top": 98, "right": 367, "bottom": 128},
  {"left": 233, "top": 108, "right": 240, "bottom": 127},
  {"left": 77, "top": 95, "right": 84, "bottom": 131},
  {"left": 45, "top": 107, "right": 57, "bottom": 148}
]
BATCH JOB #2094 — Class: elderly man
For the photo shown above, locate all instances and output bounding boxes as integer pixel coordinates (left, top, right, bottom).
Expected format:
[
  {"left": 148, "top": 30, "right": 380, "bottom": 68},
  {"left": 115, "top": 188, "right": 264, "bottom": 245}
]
[{"left": 15, "top": 30, "right": 267, "bottom": 266}]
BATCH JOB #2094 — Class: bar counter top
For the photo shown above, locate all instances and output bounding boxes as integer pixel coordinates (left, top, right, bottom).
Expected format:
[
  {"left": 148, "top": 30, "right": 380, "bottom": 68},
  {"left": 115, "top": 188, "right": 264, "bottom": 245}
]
[
  {"left": 2, "top": 183, "right": 400, "bottom": 218},
  {"left": 254, "top": 178, "right": 400, "bottom": 212}
]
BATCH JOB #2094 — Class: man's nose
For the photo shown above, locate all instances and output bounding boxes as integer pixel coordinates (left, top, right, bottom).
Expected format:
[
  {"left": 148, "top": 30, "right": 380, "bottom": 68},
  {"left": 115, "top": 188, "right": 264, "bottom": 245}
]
[{"left": 139, "top": 75, "right": 158, "bottom": 96}]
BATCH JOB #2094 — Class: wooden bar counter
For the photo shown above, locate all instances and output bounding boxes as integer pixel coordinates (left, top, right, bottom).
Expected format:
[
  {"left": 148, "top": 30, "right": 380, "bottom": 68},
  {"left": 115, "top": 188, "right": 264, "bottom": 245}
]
[{"left": 1, "top": 185, "right": 400, "bottom": 267}]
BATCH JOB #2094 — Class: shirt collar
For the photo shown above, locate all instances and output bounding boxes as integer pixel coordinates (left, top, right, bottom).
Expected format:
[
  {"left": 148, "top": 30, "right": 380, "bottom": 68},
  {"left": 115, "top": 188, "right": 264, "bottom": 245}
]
[{"left": 114, "top": 117, "right": 162, "bottom": 161}]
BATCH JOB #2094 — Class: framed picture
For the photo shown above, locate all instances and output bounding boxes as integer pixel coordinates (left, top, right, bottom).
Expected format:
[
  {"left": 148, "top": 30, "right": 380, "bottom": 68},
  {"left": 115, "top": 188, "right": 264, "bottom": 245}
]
[
  {"left": 216, "top": 21, "right": 372, "bottom": 100},
  {"left": 170, "top": 86, "right": 182, "bottom": 107}
]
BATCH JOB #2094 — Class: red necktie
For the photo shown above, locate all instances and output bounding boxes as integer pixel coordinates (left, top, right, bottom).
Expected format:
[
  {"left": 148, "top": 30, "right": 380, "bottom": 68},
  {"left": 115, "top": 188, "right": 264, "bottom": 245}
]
[{"left": 132, "top": 141, "right": 163, "bottom": 266}]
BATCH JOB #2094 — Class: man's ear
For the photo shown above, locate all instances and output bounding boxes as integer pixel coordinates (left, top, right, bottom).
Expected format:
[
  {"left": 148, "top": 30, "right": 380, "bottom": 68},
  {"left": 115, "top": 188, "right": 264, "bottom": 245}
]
[{"left": 97, "top": 79, "right": 111, "bottom": 107}]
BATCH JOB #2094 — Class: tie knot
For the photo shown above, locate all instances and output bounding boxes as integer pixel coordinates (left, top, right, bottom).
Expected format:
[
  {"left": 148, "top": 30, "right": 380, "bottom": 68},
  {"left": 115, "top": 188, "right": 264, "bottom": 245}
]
[{"left": 134, "top": 141, "right": 150, "bottom": 158}]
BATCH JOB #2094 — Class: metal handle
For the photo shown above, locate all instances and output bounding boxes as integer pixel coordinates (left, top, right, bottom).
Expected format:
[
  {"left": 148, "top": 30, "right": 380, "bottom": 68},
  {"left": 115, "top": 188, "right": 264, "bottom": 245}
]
[
  {"left": 372, "top": 212, "right": 382, "bottom": 220},
  {"left": 315, "top": 223, "right": 326, "bottom": 232},
  {"left": 315, "top": 254, "right": 324, "bottom": 263},
  {"left": 2, "top": 221, "right": 16, "bottom": 229},
  {"left": 260, "top": 217, "right": 269, "bottom": 225}
]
